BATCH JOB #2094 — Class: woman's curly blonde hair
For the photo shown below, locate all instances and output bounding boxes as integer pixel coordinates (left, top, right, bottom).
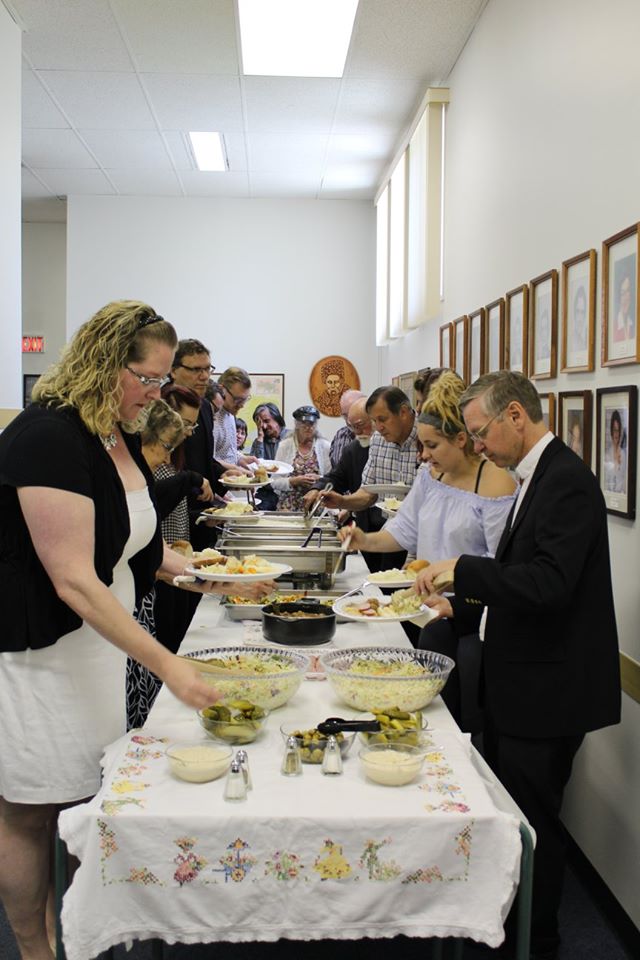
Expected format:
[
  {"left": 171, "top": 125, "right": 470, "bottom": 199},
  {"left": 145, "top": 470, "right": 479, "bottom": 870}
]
[
  {"left": 418, "top": 370, "right": 475, "bottom": 452},
  {"left": 32, "top": 300, "right": 177, "bottom": 436}
]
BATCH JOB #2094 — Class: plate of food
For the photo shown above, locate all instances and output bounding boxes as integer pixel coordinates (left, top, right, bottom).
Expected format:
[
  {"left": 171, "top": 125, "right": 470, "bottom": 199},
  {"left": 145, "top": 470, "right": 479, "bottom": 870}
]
[
  {"left": 186, "top": 553, "right": 292, "bottom": 583},
  {"left": 220, "top": 473, "right": 271, "bottom": 489},
  {"left": 362, "top": 482, "right": 411, "bottom": 498},
  {"left": 365, "top": 559, "right": 428, "bottom": 587},
  {"left": 333, "top": 588, "right": 437, "bottom": 624},
  {"left": 200, "top": 502, "right": 261, "bottom": 521},
  {"left": 252, "top": 459, "right": 293, "bottom": 477}
]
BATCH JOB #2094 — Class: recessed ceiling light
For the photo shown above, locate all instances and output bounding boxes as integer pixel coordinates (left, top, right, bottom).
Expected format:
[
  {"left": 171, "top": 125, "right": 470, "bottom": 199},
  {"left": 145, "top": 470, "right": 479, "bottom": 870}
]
[
  {"left": 239, "top": 0, "right": 359, "bottom": 78},
  {"left": 188, "top": 132, "right": 227, "bottom": 172}
]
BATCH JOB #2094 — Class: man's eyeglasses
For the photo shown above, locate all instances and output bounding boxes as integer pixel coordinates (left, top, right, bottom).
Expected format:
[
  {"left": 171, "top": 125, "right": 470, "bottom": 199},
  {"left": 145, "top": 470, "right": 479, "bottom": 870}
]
[
  {"left": 226, "top": 390, "right": 251, "bottom": 407},
  {"left": 126, "top": 366, "right": 171, "bottom": 388},
  {"left": 177, "top": 363, "right": 215, "bottom": 375},
  {"left": 181, "top": 418, "right": 199, "bottom": 432},
  {"left": 467, "top": 408, "right": 505, "bottom": 443}
]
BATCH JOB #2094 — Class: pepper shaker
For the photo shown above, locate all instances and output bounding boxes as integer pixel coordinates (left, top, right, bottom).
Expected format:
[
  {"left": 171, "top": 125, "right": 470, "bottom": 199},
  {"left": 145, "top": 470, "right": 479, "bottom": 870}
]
[
  {"left": 224, "top": 759, "right": 248, "bottom": 801},
  {"left": 281, "top": 735, "right": 303, "bottom": 776},
  {"left": 235, "top": 749, "right": 252, "bottom": 790},
  {"left": 322, "top": 735, "right": 343, "bottom": 775}
]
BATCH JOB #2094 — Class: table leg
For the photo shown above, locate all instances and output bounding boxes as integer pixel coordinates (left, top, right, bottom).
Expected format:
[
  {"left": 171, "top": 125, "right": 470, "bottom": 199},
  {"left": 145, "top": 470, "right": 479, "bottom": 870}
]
[
  {"left": 515, "top": 822, "right": 534, "bottom": 960},
  {"left": 430, "top": 940, "right": 444, "bottom": 959},
  {"left": 54, "top": 829, "right": 67, "bottom": 960},
  {"left": 150, "top": 939, "right": 164, "bottom": 959}
]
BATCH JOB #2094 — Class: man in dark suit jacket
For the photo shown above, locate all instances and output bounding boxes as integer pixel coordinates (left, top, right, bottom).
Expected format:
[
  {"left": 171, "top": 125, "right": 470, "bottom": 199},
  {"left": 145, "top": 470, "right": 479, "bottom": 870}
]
[{"left": 419, "top": 371, "right": 620, "bottom": 960}]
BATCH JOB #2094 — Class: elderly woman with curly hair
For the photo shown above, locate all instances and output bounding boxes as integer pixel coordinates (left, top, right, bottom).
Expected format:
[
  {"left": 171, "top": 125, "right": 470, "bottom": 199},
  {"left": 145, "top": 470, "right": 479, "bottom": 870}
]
[{"left": 0, "top": 300, "right": 274, "bottom": 959}]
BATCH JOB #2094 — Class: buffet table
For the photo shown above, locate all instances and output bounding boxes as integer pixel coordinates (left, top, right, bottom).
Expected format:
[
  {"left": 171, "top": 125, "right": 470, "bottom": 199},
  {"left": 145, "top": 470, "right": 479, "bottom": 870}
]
[{"left": 58, "top": 557, "right": 531, "bottom": 960}]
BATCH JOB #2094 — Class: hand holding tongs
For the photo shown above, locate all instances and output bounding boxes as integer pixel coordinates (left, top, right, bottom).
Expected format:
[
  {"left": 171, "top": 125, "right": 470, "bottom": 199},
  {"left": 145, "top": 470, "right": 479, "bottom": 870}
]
[{"left": 304, "top": 482, "right": 333, "bottom": 523}]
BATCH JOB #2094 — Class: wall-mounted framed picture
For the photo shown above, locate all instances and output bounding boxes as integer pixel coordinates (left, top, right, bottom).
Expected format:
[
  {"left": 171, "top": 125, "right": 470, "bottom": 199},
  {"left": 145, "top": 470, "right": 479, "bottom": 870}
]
[
  {"left": 485, "top": 298, "right": 505, "bottom": 372},
  {"left": 505, "top": 285, "right": 529, "bottom": 376},
  {"left": 602, "top": 223, "right": 640, "bottom": 366},
  {"left": 23, "top": 374, "right": 40, "bottom": 408},
  {"left": 538, "top": 391, "right": 556, "bottom": 433},
  {"left": 561, "top": 249, "right": 596, "bottom": 373},
  {"left": 439, "top": 322, "right": 453, "bottom": 367},
  {"left": 529, "top": 269, "right": 558, "bottom": 380},
  {"left": 468, "top": 307, "right": 486, "bottom": 383},
  {"left": 391, "top": 376, "right": 400, "bottom": 387},
  {"left": 558, "top": 390, "right": 593, "bottom": 467},
  {"left": 242, "top": 374, "right": 285, "bottom": 446},
  {"left": 596, "top": 385, "right": 637, "bottom": 519},
  {"left": 397, "top": 371, "right": 418, "bottom": 405},
  {"left": 452, "top": 315, "right": 469, "bottom": 383}
]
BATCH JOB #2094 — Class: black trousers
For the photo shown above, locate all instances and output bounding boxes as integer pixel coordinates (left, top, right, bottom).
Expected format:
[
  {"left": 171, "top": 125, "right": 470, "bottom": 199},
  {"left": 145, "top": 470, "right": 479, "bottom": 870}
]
[{"left": 482, "top": 714, "right": 584, "bottom": 954}]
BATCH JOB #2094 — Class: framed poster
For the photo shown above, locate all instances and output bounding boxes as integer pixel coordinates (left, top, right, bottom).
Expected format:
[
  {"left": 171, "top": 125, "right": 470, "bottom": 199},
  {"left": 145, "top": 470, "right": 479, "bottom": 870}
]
[
  {"left": 529, "top": 269, "right": 558, "bottom": 380},
  {"left": 243, "top": 374, "right": 285, "bottom": 446},
  {"left": 505, "top": 285, "right": 529, "bottom": 376},
  {"left": 439, "top": 322, "right": 453, "bottom": 367},
  {"left": 468, "top": 308, "right": 486, "bottom": 383},
  {"left": 538, "top": 391, "right": 556, "bottom": 433},
  {"left": 561, "top": 249, "right": 596, "bottom": 373},
  {"left": 23, "top": 374, "right": 40, "bottom": 408},
  {"left": 602, "top": 224, "right": 640, "bottom": 366},
  {"left": 596, "top": 385, "right": 637, "bottom": 518},
  {"left": 486, "top": 298, "right": 505, "bottom": 373},
  {"left": 397, "top": 371, "right": 417, "bottom": 405},
  {"left": 452, "top": 315, "right": 469, "bottom": 383},
  {"left": 558, "top": 390, "right": 593, "bottom": 467}
]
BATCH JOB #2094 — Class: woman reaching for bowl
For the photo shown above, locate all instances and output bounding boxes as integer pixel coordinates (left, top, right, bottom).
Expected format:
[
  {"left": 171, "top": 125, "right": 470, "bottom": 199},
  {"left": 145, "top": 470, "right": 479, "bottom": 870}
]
[
  {"left": 0, "top": 300, "right": 274, "bottom": 959},
  {"left": 338, "top": 370, "right": 516, "bottom": 731}
]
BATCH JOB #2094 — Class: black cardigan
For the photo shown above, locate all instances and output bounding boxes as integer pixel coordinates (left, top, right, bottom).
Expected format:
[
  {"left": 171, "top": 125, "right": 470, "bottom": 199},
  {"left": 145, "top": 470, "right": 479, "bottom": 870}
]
[{"left": 0, "top": 403, "right": 163, "bottom": 652}]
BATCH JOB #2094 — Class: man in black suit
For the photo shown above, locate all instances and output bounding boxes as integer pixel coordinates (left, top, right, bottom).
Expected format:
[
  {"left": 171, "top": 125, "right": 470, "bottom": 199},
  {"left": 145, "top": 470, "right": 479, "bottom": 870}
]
[{"left": 419, "top": 371, "right": 620, "bottom": 960}]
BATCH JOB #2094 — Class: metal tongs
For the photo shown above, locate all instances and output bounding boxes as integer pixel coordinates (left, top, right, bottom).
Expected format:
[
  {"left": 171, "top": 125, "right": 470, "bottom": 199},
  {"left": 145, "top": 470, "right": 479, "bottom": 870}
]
[
  {"left": 304, "top": 482, "right": 333, "bottom": 524},
  {"left": 317, "top": 717, "right": 382, "bottom": 736}
]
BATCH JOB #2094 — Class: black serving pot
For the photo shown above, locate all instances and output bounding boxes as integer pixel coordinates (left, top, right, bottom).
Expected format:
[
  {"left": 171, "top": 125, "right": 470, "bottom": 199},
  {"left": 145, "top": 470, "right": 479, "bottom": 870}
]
[{"left": 261, "top": 602, "right": 336, "bottom": 646}]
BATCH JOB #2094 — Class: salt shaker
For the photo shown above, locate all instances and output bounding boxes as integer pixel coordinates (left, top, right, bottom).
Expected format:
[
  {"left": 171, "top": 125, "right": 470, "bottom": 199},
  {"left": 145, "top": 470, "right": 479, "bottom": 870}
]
[
  {"left": 281, "top": 735, "right": 303, "bottom": 776},
  {"left": 322, "top": 735, "right": 343, "bottom": 775},
  {"left": 235, "top": 749, "right": 252, "bottom": 790},
  {"left": 224, "top": 759, "right": 248, "bottom": 801}
]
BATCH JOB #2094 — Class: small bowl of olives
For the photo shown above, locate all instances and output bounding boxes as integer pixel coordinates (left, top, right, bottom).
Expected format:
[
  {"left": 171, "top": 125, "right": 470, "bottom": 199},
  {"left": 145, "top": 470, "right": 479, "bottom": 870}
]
[
  {"left": 279, "top": 722, "right": 356, "bottom": 764},
  {"left": 198, "top": 700, "right": 269, "bottom": 745}
]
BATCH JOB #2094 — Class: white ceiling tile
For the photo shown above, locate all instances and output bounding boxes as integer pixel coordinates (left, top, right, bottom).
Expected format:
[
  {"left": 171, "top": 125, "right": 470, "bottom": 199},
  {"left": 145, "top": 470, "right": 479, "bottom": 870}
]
[
  {"left": 248, "top": 134, "right": 329, "bottom": 175},
  {"left": 326, "top": 132, "right": 397, "bottom": 164},
  {"left": 80, "top": 130, "right": 173, "bottom": 170},
  {"left": 321, "top": 159, "right": 384, "bottom": 194},
  {"left": 28, "top": 168, "right": 116, "bottom": 197},
  {"left": 333, "top": 79, "right": 424, "bottom": 135},
  {"left": 163, "top": 131, "right": 247, "bottom": 173},
  {"left": 181, "top": 171, "right": 251, "bottom": 198},
  {"left": 111, "top": 0, "right": 239, "bottom": 74},
  {"left": 22, "top": 166, "right": 57, "bottom": 199},
  {"left": 107, "top": 169, "right": 184, "bottom": 197},
  {"left": 15, "top": 0, "right": 134, "bottom": 71},
  {"left": 23, "top": 129, "right": 99, "bottom": 169},
  {"left": 142, "top": 74, "right": 244, "bottom": 131},
  {"left": 249, "top": 171, "right": 323, "bottom": 199},
  {"left": 22, "top": 68, "right": 68, "bottom": 128},
  {"left": 37, "top": 71, "right": 156, "bottom": 130},
  {"left": 243, "top": 78, "right": 340, "bottom": 133}
]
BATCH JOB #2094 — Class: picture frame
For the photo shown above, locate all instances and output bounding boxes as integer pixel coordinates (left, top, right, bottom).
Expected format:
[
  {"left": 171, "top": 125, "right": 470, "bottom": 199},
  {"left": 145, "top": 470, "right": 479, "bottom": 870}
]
[
  {"left": 485, "top": 298, "right": 505, "bottom": 373},
  {"left": 602, "top": 223, "right": 640, "bottom": 366},
  {"left": 558, "top": 390, "right": 593, "bottom": 467},
  {"left": 439, "top": 321, "right": 453, "bottom": 368},
  {"left": 23, "top": 374, "right": 39, "bottom": 408},
  {"left": 561, "top": 249, "right": 596, "bottom": 372},
  {"left": 529, "top": 269, "right": 558, "bottom": 380},
  {"left": 468, "top": 307, "right": 486, "bottom": 383},
  {"left": 596, "top": 385, "right": 637, "bottom": 519},
  {"left": 397, "top": 371, "right": 417, "bottom": 406},
  {"left": 505, "top": 285, "right": 529, "bottom": 376},
  {"left": 243, "top": 374, "right": 285, "bottom": 447},
  {"left": 452, "top": 315, "right": 469, "bottom": 383},
  {"left": 538, "top": 391, "right": 556, "bottom": 433}
]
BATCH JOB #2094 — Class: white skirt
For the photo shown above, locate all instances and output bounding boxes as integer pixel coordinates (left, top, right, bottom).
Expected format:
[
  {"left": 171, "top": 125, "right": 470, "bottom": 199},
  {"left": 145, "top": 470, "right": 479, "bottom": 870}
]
[{"left": 0, "top": 488, "right": 157, "bottom": 804}]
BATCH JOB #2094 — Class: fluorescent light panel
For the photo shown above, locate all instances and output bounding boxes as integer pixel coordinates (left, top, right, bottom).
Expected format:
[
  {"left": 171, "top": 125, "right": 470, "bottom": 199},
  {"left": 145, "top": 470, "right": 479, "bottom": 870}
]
[
  {"left": 239, "top": 0, "right": 359, "bottom": 78},
  {"left": 189, "top": 132, "right": 226, "bottom": 171}
]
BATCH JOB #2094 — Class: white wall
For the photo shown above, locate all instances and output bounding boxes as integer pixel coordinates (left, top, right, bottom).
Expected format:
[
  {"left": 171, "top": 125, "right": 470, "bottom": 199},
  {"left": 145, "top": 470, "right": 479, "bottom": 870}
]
[
  {"left": 0, "top": 3, "right": 21, "bottom": 410},
  {"left": 22, "top": 222, "right": 67, "bottom": 377},
  {"left": 384, "top": 0, "right": 640, "bottom": 926},
  {"left": 66, "top": 196, "right": 377, "bottom": 441}
]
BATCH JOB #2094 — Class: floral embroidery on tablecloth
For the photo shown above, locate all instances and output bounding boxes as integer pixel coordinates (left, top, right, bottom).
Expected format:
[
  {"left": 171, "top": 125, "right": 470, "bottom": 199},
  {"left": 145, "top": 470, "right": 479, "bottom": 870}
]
[
  {"left": 97, "top": 819, "right": 164, "bottom": 887},
  {"left": 263, "top": 850, "right": 305, "bottom": 880},
  {"left": 111, "top": 779, "right": 150, "bottom": 794},
  {"left": 127, "top": 867, "right": 161, "bottom": 885},
  {"left": 209, "top": 838, "right": 257, "bottom": 883},
  {"left": 131, "top": 735, "right": 168, "bottom": 745},
  {"left": 117, "top": 763, "right": 148, "bottom": 777},
  {"left": 174, "top": 837, "right": 208, "bottom": 886},
  {"left": 424, "top": 762, "right": 454, "bottom": 778},
  {"left": 124, "top": 746, "right": 165, "bottom": 761},
  {"left": 358, "top": 838, "right": 401, "bottom": 880},
  {"left": 313, "top": 839, "right": 352, "bottom": 880},
  {"left": 401, "top": 822, "right": 474, "bottom": 885},
  {"left": 100, "top": 797, "right": 145, "bottom": 816}
]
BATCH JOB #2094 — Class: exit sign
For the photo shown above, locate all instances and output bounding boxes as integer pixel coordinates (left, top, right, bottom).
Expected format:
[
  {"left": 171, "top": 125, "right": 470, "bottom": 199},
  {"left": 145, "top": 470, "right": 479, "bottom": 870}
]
[{"left": 22, "top": 335, "right": 45, "bottom": 353}]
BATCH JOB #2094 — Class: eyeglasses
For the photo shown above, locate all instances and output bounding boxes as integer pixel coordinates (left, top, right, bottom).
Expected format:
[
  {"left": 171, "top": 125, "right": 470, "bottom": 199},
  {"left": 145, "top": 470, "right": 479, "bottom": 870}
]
[
  {"left": 126, "top": 366, "right": 171, "bottom": 388},
  {"left": 159, "top": 439, "right": 177, "bottom": 454},
  {"left": 467, "top": 408, "right": 505, "bottom": 443},
  {"left": 181, "top": 418, "right": 199, "bottom": 432},
  {"left": 226, "top": 390, "right": 251, "bottom": 407},
  {"left": 177, "top": 363, "right": 215, "bottom": 375}
]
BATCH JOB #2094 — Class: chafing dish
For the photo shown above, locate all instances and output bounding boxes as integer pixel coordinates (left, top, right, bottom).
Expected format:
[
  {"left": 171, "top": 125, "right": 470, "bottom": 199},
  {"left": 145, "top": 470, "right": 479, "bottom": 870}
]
[
  {"left": 221, "top": 589, "right": 351, "bottom": 621},
  {"left": 215, "top": 529, "right": 346, "bottom": 588}
]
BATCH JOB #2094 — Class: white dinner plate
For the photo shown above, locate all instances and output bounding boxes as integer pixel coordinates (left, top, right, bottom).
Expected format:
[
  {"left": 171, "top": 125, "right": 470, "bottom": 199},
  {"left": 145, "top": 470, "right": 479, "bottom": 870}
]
[
  {"left": 185, "top": 562, "right": 293, "bottom": 583},
  {"left": 365, "top": 569, "right": 417, "bottom": 588},
  {"left": 332, "top": 594, "right": 437, "bottom": 624},
  {"left": 362, "top": 483, "right": 411, "bottom": 497},
  {"left": 252, "top": 459, "right": 293, "bottom": 477},
  {"left": 220, "top": 475, "right": 272, "bottom": 489}
]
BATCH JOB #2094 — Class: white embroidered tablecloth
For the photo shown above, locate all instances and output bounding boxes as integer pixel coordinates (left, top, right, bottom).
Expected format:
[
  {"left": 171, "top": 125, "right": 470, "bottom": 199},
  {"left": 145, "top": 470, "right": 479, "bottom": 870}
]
[{"left": 58, "top": 561, "right": 524, "bottom": 959}]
